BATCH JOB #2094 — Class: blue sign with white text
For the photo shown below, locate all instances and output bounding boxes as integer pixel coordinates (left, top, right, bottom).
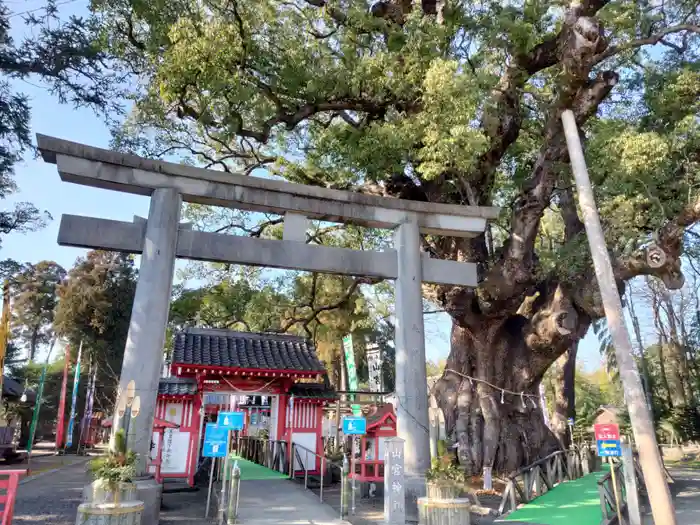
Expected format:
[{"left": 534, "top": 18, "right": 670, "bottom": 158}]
[
  {"left": 217, "top": 411, "right": 245, "bottom": 430},
  {"left": 597, "top": 439, "right": 622, "bottom": 457},
  {"left": 202, "top": 424, "right": 228, "bottom": 457},
  {"left": 342, "top": 416, "right": 366, "bottom": 435}
]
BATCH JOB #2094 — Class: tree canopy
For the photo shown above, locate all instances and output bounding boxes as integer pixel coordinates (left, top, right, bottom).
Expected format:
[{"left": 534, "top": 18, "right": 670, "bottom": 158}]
[
  {"left": 0, "top": 0, "right": 125, "bottom": 247},
  {"left": 11, "top": 260, "right": 65, "bottom": 362},
  {"left": 86, "top": 0, "right": 700, "bottom": 474},
  {"left": 53, "top": 251, "right": 137, "bottom": 411}
]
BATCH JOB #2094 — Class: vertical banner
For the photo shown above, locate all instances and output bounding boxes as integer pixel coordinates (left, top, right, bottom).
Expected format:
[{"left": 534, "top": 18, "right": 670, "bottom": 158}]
[
  {"left": 78, "top": 366, "right": 97, "bottom": 448},
  {"left": 366, "top": 344, "right": 384, "bottom": 393},
  {"left": 0, "top": 280, "right": 10, "bottom": 407},
  {"left": 342, "top": 335, "right": 362, "bottom": 416},
  {"left": 55, "top": 341, "right": 71, "bottom": 449},
  {"left": 65, "top": 341, "right": 83, "bottom": 448}
]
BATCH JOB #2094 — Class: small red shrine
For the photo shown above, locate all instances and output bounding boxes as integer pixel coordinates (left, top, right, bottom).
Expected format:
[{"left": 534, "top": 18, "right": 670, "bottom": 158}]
[
  {"left": 148, "top": 328, "right": 336, "bottom": 486},
  {"left": 351, "top": 403, "right": 397, "bottom": 482}
]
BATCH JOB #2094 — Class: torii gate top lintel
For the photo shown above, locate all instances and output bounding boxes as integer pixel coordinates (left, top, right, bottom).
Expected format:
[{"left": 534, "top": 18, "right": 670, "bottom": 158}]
[{"left": 36, "top": 133, "right": 499, "bottom": 237}]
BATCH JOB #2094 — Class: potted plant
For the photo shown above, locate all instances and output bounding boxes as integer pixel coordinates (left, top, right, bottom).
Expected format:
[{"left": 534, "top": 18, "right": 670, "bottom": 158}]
[
  {"left": 425, "top": 454, "right": 466, "bottom": 499},
  {"left": 76, "top": 430, "right": 144, "bottom": 525}
]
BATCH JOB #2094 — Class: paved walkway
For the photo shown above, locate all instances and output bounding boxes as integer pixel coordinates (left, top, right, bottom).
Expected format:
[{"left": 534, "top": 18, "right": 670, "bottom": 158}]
[
  {"left": 161, "top": 471, "right": 349, "bottom": 525},
  {"left": 643, "top": 468, "right": 700, "bottom": 524},
  {"left": 238, "top": 479, "right": 348, "bottom": 525},
  {"left": 12, "top": 458, "right": 89, "bottom": 525}
]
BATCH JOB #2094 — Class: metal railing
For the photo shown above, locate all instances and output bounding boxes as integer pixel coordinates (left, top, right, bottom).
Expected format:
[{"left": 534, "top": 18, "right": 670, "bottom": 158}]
[
  {"left": 206, "top": 458, "right": 242, "bottom": 525},
  {"left": 498, "top": 448, "right": 588, "bottom": 515},
  {"left": 237, "top": 437, "right": 290, "bottom": 474},
  {"left": 290, "top": 443, "right": 351, "bottom": 518}
]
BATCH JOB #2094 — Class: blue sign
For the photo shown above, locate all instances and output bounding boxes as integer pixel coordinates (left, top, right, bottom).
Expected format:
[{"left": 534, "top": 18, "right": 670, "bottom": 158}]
[
  {"left": 202, "top": 424, "right": 228, "bottom": 457},
  {"left": 567, "top": 417, "right": 575, "bottom": 426},
  {"left": 342, "top": 416, "right": 366, "bottom": 435},
  {"left": 217, "top": 411, "right": 245, "bottom": 430},
  {"left": 597, "top": 439, "right": 622, "bottom": 457}
]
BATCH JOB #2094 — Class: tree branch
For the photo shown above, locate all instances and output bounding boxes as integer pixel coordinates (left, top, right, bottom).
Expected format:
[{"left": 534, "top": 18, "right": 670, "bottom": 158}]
[
  {"left": 478, "top": 69, "right": 619, "bottom": 315},
  {"left": 617, "top": 194, "right": 700, "bottom": 289},
  {"left": 594, "top": 24, "right": 700, "bottom": 64}
]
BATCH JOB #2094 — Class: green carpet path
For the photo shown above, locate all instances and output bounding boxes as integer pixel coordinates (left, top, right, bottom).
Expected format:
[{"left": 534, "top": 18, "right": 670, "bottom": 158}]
[
  {"left": 499, "top": 471, "right": 608, "bottom": 524},
  {"left": 224, "top": 455, "right": 289, "bottom": 481}
]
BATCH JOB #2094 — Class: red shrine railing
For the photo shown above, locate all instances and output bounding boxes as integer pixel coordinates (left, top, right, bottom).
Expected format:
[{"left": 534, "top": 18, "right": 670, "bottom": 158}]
[
  {"left": 351, "top": 459, "right": 385, "bottom": 482},
  {"left": 0, "top": 470, "right": 25, "bottom": 524}
]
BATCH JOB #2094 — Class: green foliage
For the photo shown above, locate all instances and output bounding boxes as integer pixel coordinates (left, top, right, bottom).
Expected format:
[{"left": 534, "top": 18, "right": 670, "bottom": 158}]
[
  {"left": 426, "top": 359, "right": 446, "bottom": 378},
  {"left": 87, "top": 429, "right": 136, "bottom": 486},
  {"left": 425, "top": 454, "right": 466, "bottom": 484},
  {"left": 659, "top": 407, "right": 700, "bottom": 444},
  {"left": 53, "top": 251, "right": 137, "bottom": 412},
  {"left": 11, "top": 261, "right": 66, "bottom": 362},
  {"left": 10, "top": 356, "right": 72, "bottom": 432},
  {"left": 86, "top": 0, "right": 699, "bottom": 302},
  {"left": 437, "top": 439, "right": 447, "bottom": 458},
  {"left": 0, "top": 0, "right": 123, "bottom": 246}
]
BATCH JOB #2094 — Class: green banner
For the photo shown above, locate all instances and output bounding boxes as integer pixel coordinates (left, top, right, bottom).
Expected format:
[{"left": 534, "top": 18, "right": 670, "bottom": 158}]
[
  {"left": 342, "top": 335, "right": 362, "bottom": 416},
  {"left": 27, "top": 366, "right": 47, "bottom": 457}
]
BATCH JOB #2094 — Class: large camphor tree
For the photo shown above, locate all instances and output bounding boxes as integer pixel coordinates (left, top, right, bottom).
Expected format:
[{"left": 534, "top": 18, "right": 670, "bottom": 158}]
[{"left": 94, "top": 0, "right": 700, "bottom": 474}]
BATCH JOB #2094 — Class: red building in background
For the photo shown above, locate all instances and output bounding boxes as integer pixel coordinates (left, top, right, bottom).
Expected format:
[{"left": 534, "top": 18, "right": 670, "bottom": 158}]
[{"left": 148, "top": 328, "right": 336, "bottom": 486}]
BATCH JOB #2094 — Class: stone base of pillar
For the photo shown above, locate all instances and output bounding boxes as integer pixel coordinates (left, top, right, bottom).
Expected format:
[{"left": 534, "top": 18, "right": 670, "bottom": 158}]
[
  {"left": 404, "top": 475, "right": 427, "bottom": 523},
  {"left": 134, "top": 477, "right": 162, "bottom": 525},
  {"left": 418, "top": 496, "right": 471, "bottom": 525}
]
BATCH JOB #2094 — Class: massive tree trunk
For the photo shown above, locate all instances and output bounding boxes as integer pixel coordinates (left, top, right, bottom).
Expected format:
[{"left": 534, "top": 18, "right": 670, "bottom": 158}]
[
  {"left": 550, "top": 345, "right": 577, "bottom": 448},
  {"left": 434, "top": 284, "right": 589, "bottom": 476}
]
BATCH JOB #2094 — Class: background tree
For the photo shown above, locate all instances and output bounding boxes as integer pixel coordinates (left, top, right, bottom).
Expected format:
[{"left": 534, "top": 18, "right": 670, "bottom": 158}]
[
  {"left": 93, "top": 0, "right": 700, "bottom": 475},
  {"left": 0, "top": 0, "right": 125, "bottom": 246},
  {"left": 11, "top": 260, "right": 65, "bottom": 362},
  {"left": 53, "top": 251, "right": 137, "bottom": 412}
]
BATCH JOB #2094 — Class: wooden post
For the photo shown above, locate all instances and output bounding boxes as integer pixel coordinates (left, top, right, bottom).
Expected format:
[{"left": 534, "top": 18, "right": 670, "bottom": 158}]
[
  {"left": 562, "top": 109, "right": 676, "bottom": 525},
  {"left": 608, "top": 458, "right": 624, "bottom": 525},
  {"left": 622, "top": 444, "right": 642, "bottom": 525}
]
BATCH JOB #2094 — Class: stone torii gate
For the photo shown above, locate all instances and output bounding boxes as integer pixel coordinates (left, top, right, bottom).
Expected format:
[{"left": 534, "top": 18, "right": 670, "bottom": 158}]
[{"left": 37, "top": 134, "right": 498, "bottom": 519}]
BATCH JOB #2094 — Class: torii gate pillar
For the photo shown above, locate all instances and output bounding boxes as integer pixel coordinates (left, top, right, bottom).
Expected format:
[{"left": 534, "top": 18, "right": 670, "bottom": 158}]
[
  {"left": 117, "top": 188, "right": 181, "bottom": 525},
  {"left": 394, "top": 218, "right": 430, "bottom": 475}
]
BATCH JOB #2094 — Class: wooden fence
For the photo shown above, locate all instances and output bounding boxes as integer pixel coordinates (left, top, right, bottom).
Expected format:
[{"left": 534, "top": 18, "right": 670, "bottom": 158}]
[
  {"left": 597, "top": 460, "right": 627, "bottom": 525},
  {"left": 498, "top": 448, "right": 591, "bottom": 515}
]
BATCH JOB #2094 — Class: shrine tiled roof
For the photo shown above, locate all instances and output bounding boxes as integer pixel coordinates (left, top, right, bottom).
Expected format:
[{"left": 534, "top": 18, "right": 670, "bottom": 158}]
[
  {"left": 289, "top": 382, "right": 337, "bottom": 400},
  {"left": 171, "top": 328, "right": 326, "bottom": 373},
  {"left": 158, "top": 377, "right": 198, "bottom": 396}
]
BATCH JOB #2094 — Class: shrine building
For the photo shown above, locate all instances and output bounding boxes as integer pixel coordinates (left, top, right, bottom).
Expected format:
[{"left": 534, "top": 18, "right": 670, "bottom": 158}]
[{"left": 148, "top": 328, "right": 336, "bottom": 486}]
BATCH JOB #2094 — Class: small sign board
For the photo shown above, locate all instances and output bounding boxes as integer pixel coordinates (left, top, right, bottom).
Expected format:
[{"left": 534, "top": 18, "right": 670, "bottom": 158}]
[
  {"left": 597, "top": 440, "right": 622, "bottom": 457},
  {"left": 217, "top": 411, "right": 245, "bottom": 430},
  {"left": 202, "top": 424, "right": 228, "bottom": 457},
  {"left": 594, "top": 423, "right": 621, "bottom": 457},
  {"left": 594, "top": 423, "right": 620, "bottom": 441},
  {"left": 342, "top": 416, "right": 366, "bottom": 435},
  {"left": 567, "top": 417, "right": 575, "bottom": 426}
]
